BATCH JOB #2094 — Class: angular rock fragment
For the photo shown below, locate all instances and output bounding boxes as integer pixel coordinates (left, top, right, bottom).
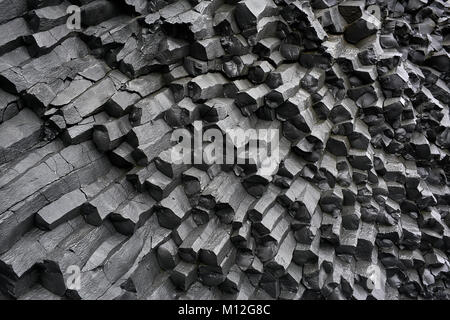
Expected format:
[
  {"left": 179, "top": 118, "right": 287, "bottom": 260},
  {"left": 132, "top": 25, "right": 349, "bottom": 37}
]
[
  {"left": 35, "top": 190, "right": 87, "bottom": 230},
  {"left": 0, "top": 18, "right": 30, "bottom": 55},
  {"left": 155, "top": 186, "right": 191, "bottom": 229},
  {"left": 82, "top": 179, "right": 134, "bottom": 227},
  {"left": 0, "top": 109, "right": 42, "bottom": 165},
  {"left": 110, "top": 193, "right": 155, "bottom": 236}
]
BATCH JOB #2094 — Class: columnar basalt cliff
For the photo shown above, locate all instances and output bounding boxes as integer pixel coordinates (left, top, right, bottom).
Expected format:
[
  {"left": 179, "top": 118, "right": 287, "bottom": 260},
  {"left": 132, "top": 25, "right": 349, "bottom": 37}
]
[{"left": 0, "top": 0, "right": 449, "bottom": 300}]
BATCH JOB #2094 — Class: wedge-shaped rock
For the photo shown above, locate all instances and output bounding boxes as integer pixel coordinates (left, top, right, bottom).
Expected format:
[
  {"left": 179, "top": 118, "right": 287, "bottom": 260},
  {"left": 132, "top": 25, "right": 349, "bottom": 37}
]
[
  {"left": 28, "top": 3, "right": 69, "bottom": 32},
  {"left": 171, "top": 261, "right": 198, "bottom": 291},
  {"left": 93, "top": 115, "right": 132, "bottom": 152},
  {"left": 248, "top": 184, "right": 280, "bottom": 222},
  {"left": 25, "top": 24, "right": 73, "bottom": 57},
  {"left": 110, "top": 193, "right": 156, "bottom": 236},
  {"left": 155, "top": 186, "right": 191, "bottom": 229},
  {"left": 157, "top": 239, "right": 179, "bottom": 271},
  {"left": 0, "top": 18, "right": 30, "bottom": 55},
  {"left": 198, "top": 248, "right": 236, "bottom": 287},
  {"left": 188, "top": 73, "right": 228, "bottom": 102},
  {"left": 235, "top": 84, "right": 270, "bottom": 115},
  {"left": 130, "top": 89, "right": 175, "bottom": 126},
  {"left": 234, "top": 0, "right": 278, "bottom": 32},
  {"left": 182, "top": 167, "right": 211, "bottom": 196},
  {"left": 293, "top": 231, "right": 320, "bottom": 266},
  {"left": 145, "top": 170, "right": 179, "bottom": 202},
  {"left": 266, "top": 232, "right": 296, "bottom": 277},
  {"left": 35, "top": 189, "right": 87, "bottom": 230},
  {"left": 199, "top": 224, "right": 232, "bottom": 266},
  {"left": 130, "top": 125, "right": 172, "bottom": 166},
  {"left": 178, "top": 219, "right": 218, "bottom": 263},
  {"left": 62, "top": 77, "right": 116, "bottom": 125},
  {"left": 82, "top": 180, "right": 134, "bottom": 226},
  {"left": 164, "top": 97, "right": 200, "bottom": 127},
  {"left": 155, "top": 146, "right": 191, "bottom": 179},
  {"left": 0, "top": 108, "right": 42, "bottom": 165}
]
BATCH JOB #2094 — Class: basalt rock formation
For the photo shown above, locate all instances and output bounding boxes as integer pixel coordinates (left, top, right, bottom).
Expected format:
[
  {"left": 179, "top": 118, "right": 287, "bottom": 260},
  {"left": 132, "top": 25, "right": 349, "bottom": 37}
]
[{"left": 0, "top": 0, "right": 449, "bottom": 300}]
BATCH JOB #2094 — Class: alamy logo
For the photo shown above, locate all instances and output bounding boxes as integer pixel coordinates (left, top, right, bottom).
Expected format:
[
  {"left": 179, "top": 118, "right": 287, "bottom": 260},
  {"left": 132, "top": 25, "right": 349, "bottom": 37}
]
[
  {"left": 366, "top": 265, "right": 382, "bottom": 291},
  {"left": 171, "top": 123, "right": 280, "bottom": 175},
  {"left": 366, "top": 5, "right": 381, "bottom": 30},
  {"left": 66, "top": 265, "right": 81, "bottom": 291},
  {"left": 66, "top": 5, "right": 81, "bottom": 31}
]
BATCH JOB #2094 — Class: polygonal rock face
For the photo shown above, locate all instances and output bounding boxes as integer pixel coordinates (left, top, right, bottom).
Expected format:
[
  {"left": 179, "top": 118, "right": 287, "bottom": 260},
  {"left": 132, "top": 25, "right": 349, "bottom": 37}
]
[{"left": 0, "top": 0, "right": 448, "bottom": 302}]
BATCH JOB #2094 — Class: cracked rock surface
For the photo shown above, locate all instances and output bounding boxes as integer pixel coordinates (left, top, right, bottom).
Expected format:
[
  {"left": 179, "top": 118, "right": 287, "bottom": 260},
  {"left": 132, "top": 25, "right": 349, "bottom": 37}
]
[{"left": 0, "top": 0, "right": 449, "bottom": 300}]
